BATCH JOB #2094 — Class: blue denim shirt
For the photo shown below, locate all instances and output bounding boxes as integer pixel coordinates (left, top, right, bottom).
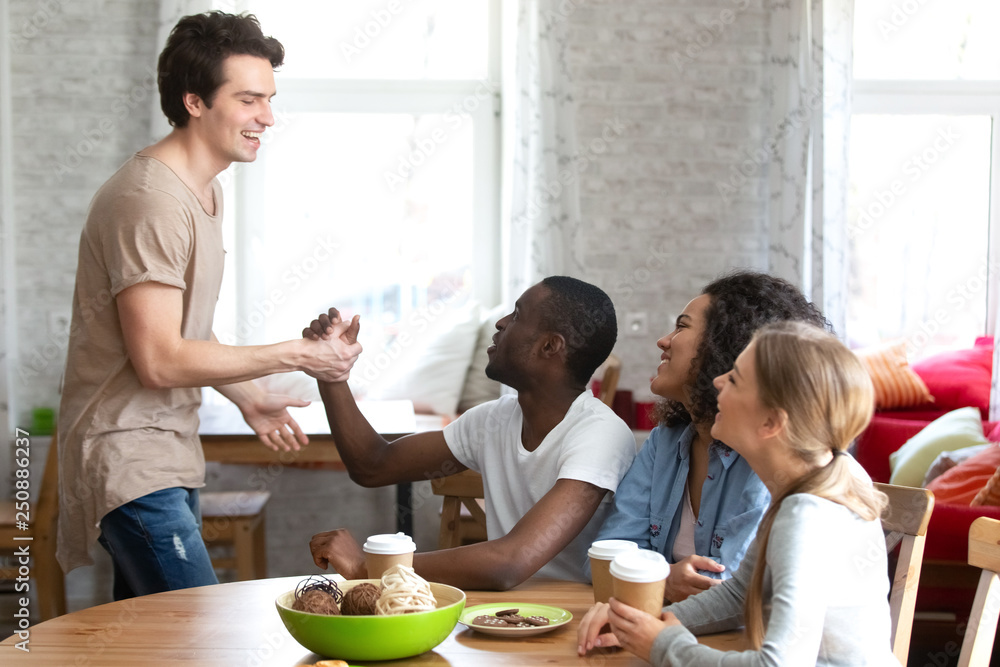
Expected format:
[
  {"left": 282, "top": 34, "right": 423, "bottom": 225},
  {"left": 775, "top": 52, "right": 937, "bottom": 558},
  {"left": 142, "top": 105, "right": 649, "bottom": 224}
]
[{"left": 595, "top": 423, "right": 769, "bottom": 580}]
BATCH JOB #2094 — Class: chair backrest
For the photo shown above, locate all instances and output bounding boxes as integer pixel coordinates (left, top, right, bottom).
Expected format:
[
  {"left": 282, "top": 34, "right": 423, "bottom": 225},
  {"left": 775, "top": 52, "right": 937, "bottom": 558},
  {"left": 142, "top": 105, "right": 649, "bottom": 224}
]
[
  {"left": 598, "top": 354, "right": 621, "bottom": 408},
  {"left": 874, "top": 482, "right": 935, "bottom": 666},
  {"left": 431, "top": 469, "right": 485, "bottom": 499},
  {"left": 430, "top": 470, "right": 486, "bottom": 549},
  {"left": 958, "top": 516, "right": 1000, "bottom": 667}
]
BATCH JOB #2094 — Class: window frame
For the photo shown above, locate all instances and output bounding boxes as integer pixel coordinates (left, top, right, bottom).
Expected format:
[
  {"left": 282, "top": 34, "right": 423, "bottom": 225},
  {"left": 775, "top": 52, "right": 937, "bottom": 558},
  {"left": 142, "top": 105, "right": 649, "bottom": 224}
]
[
  {"left": 225, "top": 1, "right": 502, "bottom": 346},
  {"left": 850, "top": 78, "right": 1000, "bottom": 340}
]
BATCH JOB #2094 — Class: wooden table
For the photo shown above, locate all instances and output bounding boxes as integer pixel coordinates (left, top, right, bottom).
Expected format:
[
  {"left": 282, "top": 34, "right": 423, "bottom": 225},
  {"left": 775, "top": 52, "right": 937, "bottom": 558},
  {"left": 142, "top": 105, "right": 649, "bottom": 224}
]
[
  {"left": 199, "top": 400, "right": 445, "bottom": 535},
  {"left": 0, "top": 577, "right": 748, "bottom": 665}
]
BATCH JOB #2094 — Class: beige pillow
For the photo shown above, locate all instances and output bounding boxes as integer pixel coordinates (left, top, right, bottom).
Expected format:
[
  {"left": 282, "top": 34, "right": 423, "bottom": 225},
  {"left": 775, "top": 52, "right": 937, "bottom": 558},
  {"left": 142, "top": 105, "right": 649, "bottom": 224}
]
[{"left": 358, "top": 300, "right": 481, "bottom": 416}]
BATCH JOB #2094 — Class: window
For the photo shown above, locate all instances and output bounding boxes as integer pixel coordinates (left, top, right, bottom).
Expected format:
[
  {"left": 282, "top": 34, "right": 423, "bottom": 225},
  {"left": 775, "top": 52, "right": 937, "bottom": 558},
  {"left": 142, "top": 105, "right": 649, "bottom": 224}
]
[
  {"left": 847, "top": 0, "right": 1000, "bottom": 357},
  {"left": 212, "top": 1, "right": 500, "bottom": 373}
]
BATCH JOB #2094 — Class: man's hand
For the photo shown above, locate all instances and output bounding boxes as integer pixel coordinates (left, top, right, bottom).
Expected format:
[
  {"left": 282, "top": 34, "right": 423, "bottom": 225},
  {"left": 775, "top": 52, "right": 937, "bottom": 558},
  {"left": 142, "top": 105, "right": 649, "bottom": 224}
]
[
  {"left": 607, "top": 598, "right": 680, "bottom": 662},
  {"left": 238, "top": 392, "right": 310, "bottom": 452},
  {"left": 302, "top": 308, "right": 361, "bottom": 382},
  {"left": 300, "top": 310, "right": 362, "bottom": 383},
  {"left": 309, "top": 528, "right": 367, "bottom": 579},
  {"left": 664, "top": 554, "right": 724, "bottom": 602},
  {"left": 303, "top": 307, "right": 358, "bottom": 343}
]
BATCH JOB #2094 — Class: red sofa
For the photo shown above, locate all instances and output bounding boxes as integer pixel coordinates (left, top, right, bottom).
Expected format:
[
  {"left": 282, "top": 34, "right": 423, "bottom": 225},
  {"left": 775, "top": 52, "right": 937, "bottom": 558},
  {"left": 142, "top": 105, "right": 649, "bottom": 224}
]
[
  {"left": 853, "top": 410, "right": 1000, "bottom": 615},
  {"left": 852, "top": 336, "right": 998, "bottom": 623}
]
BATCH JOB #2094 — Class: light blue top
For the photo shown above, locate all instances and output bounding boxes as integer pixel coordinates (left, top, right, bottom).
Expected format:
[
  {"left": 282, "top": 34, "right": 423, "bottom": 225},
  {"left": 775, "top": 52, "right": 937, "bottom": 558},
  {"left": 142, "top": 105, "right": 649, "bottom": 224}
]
[
  {"left": 652, "top": 494, "right": 897, "bottom": 666},
  {"left": 595, "top": 423, "right": 769, "bottom": 579}
]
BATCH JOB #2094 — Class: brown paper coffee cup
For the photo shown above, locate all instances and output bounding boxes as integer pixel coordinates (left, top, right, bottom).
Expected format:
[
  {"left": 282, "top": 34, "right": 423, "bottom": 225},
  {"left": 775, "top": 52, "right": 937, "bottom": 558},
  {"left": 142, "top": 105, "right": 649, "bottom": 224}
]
[
  {"left": 365, "top": 551, "right": 414, "bottom": 579},
  {"left": 589, "top": 539, "right": 639, "bottom": 603},
  {"left": 608, "top": 549, "right": 669, "bottom": 617},
  {"left": 362, "top": 532, "right": 416, "bottom": 579},
  {"left": 591, "top": 557, "right": 614, "bottom": 604},
  {"left": 612, "top": 576, "right": 666, "bottom": 617}
]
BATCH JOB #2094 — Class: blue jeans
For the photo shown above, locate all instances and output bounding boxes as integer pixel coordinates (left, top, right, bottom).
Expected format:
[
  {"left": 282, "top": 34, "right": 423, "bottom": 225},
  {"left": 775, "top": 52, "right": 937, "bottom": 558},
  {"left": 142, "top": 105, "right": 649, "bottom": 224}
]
[{"left": 98, "top": 487, "right": 218, "bottom": 600}]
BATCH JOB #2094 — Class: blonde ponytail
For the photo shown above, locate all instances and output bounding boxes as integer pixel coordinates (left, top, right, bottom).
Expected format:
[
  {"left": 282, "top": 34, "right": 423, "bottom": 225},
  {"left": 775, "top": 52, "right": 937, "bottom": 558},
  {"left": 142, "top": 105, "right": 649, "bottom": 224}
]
[{"left": 742, "top": 322, "right": 887, "bottom": 649}]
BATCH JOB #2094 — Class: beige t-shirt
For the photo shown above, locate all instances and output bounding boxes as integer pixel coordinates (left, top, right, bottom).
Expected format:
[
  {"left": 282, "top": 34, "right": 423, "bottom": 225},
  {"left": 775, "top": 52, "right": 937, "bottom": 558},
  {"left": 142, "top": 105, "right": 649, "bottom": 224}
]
[{"left": 57, "top": 154, "right": 224, "bottom": 572}]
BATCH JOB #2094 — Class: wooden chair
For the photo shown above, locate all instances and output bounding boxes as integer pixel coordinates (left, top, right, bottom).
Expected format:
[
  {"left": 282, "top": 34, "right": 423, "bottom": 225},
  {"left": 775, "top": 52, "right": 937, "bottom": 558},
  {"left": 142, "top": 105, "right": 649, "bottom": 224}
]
[
  {"left": 875, "top": 482, "right": 935, "bottom": 666},
  {"left": 957, "top": 517, "right": 1000, "bottom": 667},
  {"left": 598, "top": 354, "right": 621, "bottom": 408},
  {"left": 0, "top": 430, "right": 66, "bottom": 620},
  {"left": 199, "top": 490, "right": 271, "bottom": 581},
  {"left": 431, "top": 470, "right": 486, "bottom": 549}
]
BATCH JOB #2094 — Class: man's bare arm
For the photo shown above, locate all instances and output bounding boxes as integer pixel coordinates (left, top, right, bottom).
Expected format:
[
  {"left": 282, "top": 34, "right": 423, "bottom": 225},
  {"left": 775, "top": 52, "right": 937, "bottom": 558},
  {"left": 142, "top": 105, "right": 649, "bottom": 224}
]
[
  {"left": 118, "top": 282, "right": 361, "bottom": 388},
  {"left": 316, "top": 380, "right": 465, "bottom": 486},
  {"left": 309, "top": 478, "right": 607, "bottom": 589},
  {"left": 413, "top": 479, "right": 607, "bottom": 590}
]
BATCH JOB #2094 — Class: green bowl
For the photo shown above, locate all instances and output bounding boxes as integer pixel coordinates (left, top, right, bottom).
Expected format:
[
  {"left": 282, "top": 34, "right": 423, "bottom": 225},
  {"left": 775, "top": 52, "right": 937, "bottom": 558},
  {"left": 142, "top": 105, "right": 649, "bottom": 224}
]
[{"left": 275, "top": 579, "right": 466, "bottom": 661}]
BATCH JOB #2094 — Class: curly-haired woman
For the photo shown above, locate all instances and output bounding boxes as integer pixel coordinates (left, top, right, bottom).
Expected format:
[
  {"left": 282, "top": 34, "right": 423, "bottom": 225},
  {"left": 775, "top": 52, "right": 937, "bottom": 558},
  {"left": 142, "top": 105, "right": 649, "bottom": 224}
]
[{"left": 591, "top": 270, "right": 827, "bottom": 604}]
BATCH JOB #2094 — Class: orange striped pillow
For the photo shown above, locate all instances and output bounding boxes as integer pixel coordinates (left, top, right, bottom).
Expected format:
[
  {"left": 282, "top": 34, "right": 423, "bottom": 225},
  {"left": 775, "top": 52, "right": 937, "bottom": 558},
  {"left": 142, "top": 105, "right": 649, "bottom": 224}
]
[
  {"left": 855, "top": 340, "right": 934, "bottom": 410},
  {"left": 972, "top": 466, "right": 1000, "bottom": 506}
]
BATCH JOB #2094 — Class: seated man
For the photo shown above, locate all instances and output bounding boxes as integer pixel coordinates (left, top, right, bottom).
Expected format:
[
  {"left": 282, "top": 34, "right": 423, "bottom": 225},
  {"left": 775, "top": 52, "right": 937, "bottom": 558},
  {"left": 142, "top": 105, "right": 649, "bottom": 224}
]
[{"left": 306, "top": 276, "right": 636, "bottom": 590}]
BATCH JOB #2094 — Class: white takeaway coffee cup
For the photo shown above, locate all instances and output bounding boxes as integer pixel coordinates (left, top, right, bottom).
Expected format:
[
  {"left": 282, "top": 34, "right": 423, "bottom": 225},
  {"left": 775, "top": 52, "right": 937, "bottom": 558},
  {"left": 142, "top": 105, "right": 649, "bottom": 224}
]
[
  {"left": 363, "top": 532, "right": 416, "bottom": 579},
  {"left": 588, "top": 539, "right": 639, "bottom": 603},
  {"left": 610, "top": 549, "right": 670, "bottom": 617}
]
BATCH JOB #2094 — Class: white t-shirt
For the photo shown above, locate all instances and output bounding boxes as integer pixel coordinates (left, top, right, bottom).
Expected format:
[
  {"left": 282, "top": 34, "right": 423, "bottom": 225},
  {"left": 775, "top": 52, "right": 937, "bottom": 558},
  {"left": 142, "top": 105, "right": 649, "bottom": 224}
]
[{"left": 443, "top": 392, "right": 636, "bottom": 581}]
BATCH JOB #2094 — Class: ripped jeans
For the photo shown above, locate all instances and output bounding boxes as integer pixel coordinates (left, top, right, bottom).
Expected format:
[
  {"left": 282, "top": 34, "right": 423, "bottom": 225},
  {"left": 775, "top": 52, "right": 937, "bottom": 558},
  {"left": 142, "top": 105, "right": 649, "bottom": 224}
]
[{"left": 98, "top": 487, "right": 218, "bottom": 600}]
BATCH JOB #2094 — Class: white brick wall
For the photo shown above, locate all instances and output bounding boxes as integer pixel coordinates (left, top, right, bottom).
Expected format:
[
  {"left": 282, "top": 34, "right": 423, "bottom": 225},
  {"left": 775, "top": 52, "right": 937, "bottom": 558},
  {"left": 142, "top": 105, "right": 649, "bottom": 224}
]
[
  {"left": 565, "top": 0, "right": 770, "bottom": 402},
  {"left": 7, "top": 0, "right": 159, "bottom": 426}
]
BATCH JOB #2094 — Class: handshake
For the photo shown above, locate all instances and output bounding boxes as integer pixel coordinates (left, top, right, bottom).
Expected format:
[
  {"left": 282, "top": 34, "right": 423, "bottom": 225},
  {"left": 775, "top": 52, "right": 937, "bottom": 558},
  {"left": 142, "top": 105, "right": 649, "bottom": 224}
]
[{"left": 298, "top": 307, "right": 363, "bottom": 384}]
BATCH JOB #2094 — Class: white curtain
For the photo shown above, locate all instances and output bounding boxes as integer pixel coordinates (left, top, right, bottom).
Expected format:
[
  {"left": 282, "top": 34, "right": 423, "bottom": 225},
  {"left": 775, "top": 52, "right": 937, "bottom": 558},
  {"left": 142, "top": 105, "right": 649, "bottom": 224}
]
[
  {"left": 502, "top": 0, "right": 585, "bottom": 305},
  {"left": 763, "top": 0, "right": 852, "bottom": 335}
]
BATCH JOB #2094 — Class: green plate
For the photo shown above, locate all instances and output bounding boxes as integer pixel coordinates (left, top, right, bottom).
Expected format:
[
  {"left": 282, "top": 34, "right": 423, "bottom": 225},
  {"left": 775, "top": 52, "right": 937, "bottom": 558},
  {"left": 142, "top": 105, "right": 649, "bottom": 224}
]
[
  {"left": 458, "top": 602, "right": 573, "bottom": 637},
  {"left": 276, "top": 579, "right": 465, "bottom": 660}
]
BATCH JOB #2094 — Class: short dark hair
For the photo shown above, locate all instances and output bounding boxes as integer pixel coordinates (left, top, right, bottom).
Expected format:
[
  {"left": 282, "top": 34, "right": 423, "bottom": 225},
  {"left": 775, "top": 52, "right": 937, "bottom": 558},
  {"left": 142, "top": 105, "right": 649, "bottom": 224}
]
[
  {"left": 158, "top": 11, "right": 284, "bottom": 128},
  {"left": 540, "top": 276, "right": 618, "bottom": 386},
  {"left": 657, "top": 270, "right": 828, "bottom": 428}
]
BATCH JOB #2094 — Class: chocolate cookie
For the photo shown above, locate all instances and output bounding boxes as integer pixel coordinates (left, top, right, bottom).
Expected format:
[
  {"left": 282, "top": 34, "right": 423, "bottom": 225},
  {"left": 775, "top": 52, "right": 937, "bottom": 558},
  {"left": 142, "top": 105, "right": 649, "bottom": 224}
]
[{"left": 473, "top": 615, "right": 511, "bottom": 627}]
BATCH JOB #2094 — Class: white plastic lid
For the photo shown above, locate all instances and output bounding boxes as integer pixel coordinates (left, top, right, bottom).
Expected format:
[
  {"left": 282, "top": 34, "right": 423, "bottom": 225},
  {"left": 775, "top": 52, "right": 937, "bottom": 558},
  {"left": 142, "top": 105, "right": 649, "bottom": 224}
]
[
  {"left": 362, "top": 532, "right": 416, "bottom": 555},
  {"left": 609, "top": 549, "right": 670, "bottom": 583},
  {"left": 588, "top": 539, "right": 640, "bottom": 560}
]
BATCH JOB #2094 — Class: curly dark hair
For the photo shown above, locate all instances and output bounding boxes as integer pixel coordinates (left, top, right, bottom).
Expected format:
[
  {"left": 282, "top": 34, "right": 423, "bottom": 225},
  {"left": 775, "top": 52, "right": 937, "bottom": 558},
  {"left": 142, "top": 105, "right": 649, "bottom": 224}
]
[
  {"left": 158, "top": 11, "right": 284, "bottom": 128},
  {"left": 540, "top": 276, "right": 618, "bottom": 386},
  {"left": 656, "top": 270, "right": 828, "bottom": 428}
]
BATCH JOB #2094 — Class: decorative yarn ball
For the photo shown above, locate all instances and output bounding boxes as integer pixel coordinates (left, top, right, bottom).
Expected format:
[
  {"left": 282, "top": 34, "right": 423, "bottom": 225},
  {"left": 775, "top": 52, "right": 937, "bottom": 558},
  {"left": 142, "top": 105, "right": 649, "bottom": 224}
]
[
  {"left": 293, "top": 587, "right": 341, "bottom": 615},
  {"left": 376, "top": 564, "right": 437, "bottom": 615},
  {"left": 340, "top": 582, "right": 381, "bottom": 616}
]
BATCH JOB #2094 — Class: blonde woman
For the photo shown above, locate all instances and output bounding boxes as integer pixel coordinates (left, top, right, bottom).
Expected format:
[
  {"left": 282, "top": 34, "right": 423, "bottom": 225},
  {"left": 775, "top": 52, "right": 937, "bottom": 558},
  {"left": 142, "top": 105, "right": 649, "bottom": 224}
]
[{"left": 578, "top": 321, "right": 896, "bottom": 666}]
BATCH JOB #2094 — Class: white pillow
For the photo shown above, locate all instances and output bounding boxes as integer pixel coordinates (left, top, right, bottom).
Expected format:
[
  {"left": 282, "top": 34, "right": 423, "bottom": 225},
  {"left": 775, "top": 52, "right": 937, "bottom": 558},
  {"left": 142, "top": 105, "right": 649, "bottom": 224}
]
[
  {"left": 457, "top": 303, "right": 508, "bottom": 413},
  {"left": 354, "top": 300, "right": 481, "bottom": 416}
]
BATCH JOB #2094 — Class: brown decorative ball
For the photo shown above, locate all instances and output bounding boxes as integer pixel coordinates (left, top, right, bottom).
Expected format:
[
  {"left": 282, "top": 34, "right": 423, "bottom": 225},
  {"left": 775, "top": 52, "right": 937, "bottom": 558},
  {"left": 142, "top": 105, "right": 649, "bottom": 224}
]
[
  {"left": 293, "top": 587, "right": 341, "bottom": 615},
  {"left": 340, "top": 582, "right": 381, "bottom": 616}
]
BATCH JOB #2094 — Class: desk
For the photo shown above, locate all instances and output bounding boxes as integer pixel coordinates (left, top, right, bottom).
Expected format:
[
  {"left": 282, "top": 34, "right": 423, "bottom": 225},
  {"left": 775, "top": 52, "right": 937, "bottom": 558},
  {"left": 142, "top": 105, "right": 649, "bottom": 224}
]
[
  {"left": 0, "top": 578, "right": 747, "bottom": 665},
  {"left": 199, "top": 400, "right": 445, "bottom": 535}
]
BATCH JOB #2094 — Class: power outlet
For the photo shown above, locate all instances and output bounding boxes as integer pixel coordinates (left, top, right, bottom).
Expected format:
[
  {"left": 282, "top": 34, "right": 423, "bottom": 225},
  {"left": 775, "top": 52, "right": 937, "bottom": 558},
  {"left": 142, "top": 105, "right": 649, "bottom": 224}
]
[{"left": 625, "top": 311, "right": 648, "bottom": 337}]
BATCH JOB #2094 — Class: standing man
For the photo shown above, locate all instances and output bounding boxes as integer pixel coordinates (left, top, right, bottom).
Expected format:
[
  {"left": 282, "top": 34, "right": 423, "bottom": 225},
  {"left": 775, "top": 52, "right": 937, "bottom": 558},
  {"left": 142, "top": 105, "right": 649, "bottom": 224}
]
[
  {"left": 57, "top": 11, "right": 362, "bottom": 600},
  {"left": 306, "top": 277, "right": 636, "bottom": 590}
]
